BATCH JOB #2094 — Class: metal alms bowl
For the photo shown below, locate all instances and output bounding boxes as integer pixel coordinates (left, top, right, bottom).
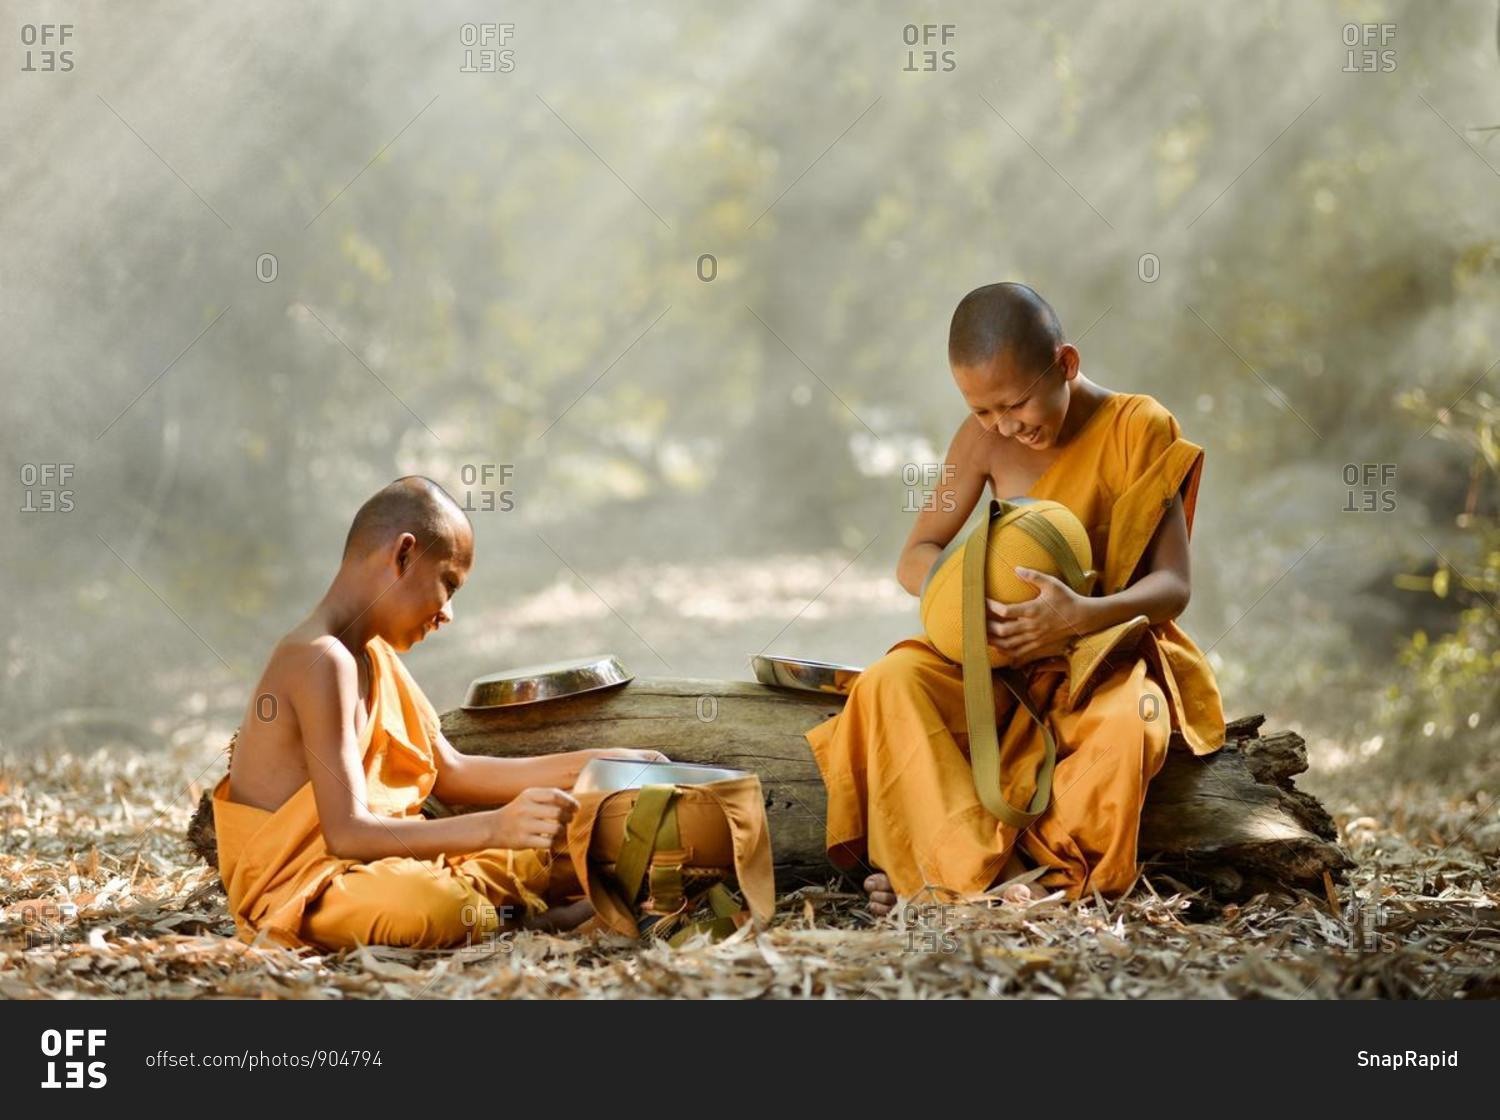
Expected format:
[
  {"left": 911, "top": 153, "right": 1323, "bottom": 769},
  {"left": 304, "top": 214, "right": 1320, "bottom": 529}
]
[
  {"left": 748, "top": 654, "right": 863, "bottom": 695},
  {"left": 462, "top": 654, "right": 633, "bottom": 710},
  {"left": 574, "top": 757, "right": 749, "bottom": 794}
]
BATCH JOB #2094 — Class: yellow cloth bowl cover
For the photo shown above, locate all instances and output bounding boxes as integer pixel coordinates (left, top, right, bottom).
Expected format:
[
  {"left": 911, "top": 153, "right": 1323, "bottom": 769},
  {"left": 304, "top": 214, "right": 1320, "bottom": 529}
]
[{"left": 921, "top": 499, "right": 1095, "bottom": 665}]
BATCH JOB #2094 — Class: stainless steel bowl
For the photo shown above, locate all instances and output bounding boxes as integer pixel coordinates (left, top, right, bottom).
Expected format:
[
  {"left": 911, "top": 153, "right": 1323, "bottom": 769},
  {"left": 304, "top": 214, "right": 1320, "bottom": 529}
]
[
  {"left": 748, "top": 654, "right": 863, "bottom": 695},
  {"left": 462, "top": 654, "right": 633, "bottom": 710},
  {"left": 574, "top": 757, "right": 749, "bottom": 793}
]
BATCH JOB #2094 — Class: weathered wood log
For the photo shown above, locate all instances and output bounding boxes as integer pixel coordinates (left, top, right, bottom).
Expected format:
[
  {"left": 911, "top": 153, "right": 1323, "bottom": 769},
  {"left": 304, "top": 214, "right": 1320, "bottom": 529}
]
[
  {"left": 440, "top": 678, "right": 1352, "bottom": 900},
  {"left": 186, "top": 788, "right": 219, "bottom": 872},
  {"left": 187, "top": 678, "right": 1351, "bottom": 902}
]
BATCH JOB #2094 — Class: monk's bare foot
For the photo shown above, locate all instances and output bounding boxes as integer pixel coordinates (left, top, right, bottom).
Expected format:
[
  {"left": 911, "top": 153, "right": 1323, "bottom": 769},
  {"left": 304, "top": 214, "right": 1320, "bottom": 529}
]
[
  {"left": 864, "top": 872, "right": 897, "bottom": 917},
  {"left": 993, "top": 852, "right": 1045, "bottom": 906},
  {"left": 996, "top": 881, "right": 1041, "bottom": 905},
  {"left": 519, "top": 898, "right": 594, "bottom": 933}
]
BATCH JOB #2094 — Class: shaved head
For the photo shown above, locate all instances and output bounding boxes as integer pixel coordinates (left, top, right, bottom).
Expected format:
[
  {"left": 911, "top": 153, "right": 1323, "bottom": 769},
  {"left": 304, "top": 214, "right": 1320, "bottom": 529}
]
[
  {"left": 343, "top": 476, "right": 473, "bottom": 562},
  {"left": 948, "top": 282, "right": 1065, "bottom": 376}
]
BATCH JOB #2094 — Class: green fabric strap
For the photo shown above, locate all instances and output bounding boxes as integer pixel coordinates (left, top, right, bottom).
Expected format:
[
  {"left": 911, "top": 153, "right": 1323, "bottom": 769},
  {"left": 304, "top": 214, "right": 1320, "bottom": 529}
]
[
  {"left": 962, "top": 499, "right": 1059, "bottom": 829},
  {"left": 993, "top": 498, "right": 1089, "bottom": 594},
  {"left": 667, "top": 915, "right": 741, "bottom": 947},
  {"left": 666, "top": 883, "right": 746, "bottom": 946},
  {"left": 657, "top": 796, "right": 681, "bottom": 851},
  {"left": 648, "top": 864, "right": 684, "bottom": 915},
  {"left": 614, "top": 790, "right": 750, "bottom": 945},
  {"left": 705, "top": 882, "right": 741, "bottom": 919},
  {"left": 647, "top": 797, "right": 685, "bottom": 913},
  {"left": 613, "top": 784, "right": 677, "bottom": 904}
]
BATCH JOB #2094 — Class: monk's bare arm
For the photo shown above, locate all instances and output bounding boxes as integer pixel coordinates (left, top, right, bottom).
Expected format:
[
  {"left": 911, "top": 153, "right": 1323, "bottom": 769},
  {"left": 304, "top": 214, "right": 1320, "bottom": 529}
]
[
  {"left": 1079, "top": 493, "right": 1192, "bottom": 630},
  {"left": 896, "top": 417, "right": 988, "bottom": 597},
  {"left": 292, "top": 642, "right": 574, "bottom": 859},
  {"left": 989, "top": 493, "right": 1191, "bottom": 661},
  {"left": 430, "top": 739, "right": 667, "bottom": 806}
]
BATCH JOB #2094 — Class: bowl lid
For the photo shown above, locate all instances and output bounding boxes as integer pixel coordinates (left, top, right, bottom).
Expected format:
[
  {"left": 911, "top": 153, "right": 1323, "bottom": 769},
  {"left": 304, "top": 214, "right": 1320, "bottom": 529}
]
[
  {"left": 462, "top": 654, "right": 633, "bottom": 709},
  {"left": 748, "top": 654, "right": 862, "bottom": 695}
]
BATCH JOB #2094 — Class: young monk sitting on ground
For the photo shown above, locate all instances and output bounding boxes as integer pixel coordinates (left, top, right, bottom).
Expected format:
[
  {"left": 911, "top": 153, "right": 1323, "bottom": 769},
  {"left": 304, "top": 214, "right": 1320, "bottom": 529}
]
[
  {"left": 211, "top": 476, "right": 666, "bottom": 950},
  {"left": 807, "top": 282, "right": 1227, "bottom": 916}
]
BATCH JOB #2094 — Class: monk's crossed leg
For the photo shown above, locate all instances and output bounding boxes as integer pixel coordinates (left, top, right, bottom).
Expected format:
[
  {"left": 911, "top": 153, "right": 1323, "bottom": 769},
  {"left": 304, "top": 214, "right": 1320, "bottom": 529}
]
[
  {"left": 300, "top": 856, "right": 518, "bottom": 950},
  {"left": 1017, "top": 659, "right": 1171, "bottom": 897},
  {"left": 830, "top": 642, "right": 1040, "bottom": 904},
  {"left": 816, "top": 639, "right": 1172, "bottom": 909}
]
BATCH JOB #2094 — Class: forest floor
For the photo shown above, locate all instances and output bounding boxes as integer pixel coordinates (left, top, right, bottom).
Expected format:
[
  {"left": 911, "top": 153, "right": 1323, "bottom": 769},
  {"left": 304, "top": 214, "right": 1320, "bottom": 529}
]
[{"left": 2, "top": 731, "right": 1497, "bottom": 1000}]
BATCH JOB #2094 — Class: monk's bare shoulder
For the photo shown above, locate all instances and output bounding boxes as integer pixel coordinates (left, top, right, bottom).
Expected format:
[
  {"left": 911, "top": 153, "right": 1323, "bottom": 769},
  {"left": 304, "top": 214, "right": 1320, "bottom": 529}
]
[
  {"left": 285, "top": 627, "right": 353, "bottom": 665},
  {"left": 229, "top": 631, "right": 358, "bottom": 810},
  {"left": 258, "top": 624, "right": 351, "bottom": 692},
  {"left": 273, "top": 631, "right": 359, "bottom": 715},
  {"left": 944, "top": 413, "right": 1000, "bottom": 481}
]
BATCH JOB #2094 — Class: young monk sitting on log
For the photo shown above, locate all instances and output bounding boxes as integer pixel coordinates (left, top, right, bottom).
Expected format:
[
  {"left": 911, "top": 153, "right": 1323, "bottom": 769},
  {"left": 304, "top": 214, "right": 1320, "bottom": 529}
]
[
  {"left": 210, "top": 476, "right": 665, "bottom": 950},
  {"left": 807, "top": 282, "right": 1227, "bottom": 916}
]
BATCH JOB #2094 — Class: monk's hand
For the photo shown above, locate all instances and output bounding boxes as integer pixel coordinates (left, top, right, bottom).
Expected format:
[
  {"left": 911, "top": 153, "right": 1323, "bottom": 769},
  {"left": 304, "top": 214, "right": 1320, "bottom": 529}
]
[
  {"left": 491, "top": 787, "right": 580, "bottom": 850},
  {"left": 986, "top": 566, "right": 1088, "bottom": 664}
]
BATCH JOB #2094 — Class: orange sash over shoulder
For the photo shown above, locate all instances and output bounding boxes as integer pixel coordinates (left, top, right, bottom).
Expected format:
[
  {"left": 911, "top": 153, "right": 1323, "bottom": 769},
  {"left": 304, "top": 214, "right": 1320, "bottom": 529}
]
[{"left": 1041, "top": 392, "right": 1225, "bottom": 754}]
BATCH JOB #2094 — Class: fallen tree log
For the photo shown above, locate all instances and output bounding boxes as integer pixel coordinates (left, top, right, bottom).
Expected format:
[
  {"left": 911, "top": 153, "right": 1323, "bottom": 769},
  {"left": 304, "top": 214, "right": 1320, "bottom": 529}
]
[
  {"left": 439, "top": 677, "right": 1351, "bottom": 901},
  {"left": 188, "top": 677, "right": 1350, "bottom": 902}
]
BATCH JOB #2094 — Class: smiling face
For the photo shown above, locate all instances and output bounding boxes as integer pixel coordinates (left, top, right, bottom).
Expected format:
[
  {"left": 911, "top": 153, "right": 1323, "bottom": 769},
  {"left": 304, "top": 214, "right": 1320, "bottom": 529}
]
[
  {"left": 374, "top": 524, "right": 474, "bottom": 652},
  {"left": 952, "top": 343, "right": 1080, "bottom": 452}
]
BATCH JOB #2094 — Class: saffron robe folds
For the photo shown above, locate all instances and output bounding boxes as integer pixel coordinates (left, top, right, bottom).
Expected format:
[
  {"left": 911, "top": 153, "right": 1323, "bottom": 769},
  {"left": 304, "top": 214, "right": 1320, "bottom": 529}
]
[
  {"left": 807, "top": 393, "right": 1227, "bottom": 901},
  {"left": 212, "top": 637, "right": 575, "bottom": 951}
]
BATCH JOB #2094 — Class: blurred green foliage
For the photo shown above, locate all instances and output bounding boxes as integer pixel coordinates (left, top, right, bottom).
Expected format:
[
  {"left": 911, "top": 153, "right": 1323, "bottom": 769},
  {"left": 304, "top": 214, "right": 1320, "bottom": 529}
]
[{"left": 1377, "top": 391, "right": 1499, "bottom": 776}]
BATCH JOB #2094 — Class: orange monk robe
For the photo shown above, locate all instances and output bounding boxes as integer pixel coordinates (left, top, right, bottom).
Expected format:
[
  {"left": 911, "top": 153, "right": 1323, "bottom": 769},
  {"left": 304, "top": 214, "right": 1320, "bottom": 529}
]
[
  {"left": 211, "top": 637, "right": 580, "bottom": 951},
  {"left": 807, "top": 392, "right": 1227, "bottom": 902}
]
